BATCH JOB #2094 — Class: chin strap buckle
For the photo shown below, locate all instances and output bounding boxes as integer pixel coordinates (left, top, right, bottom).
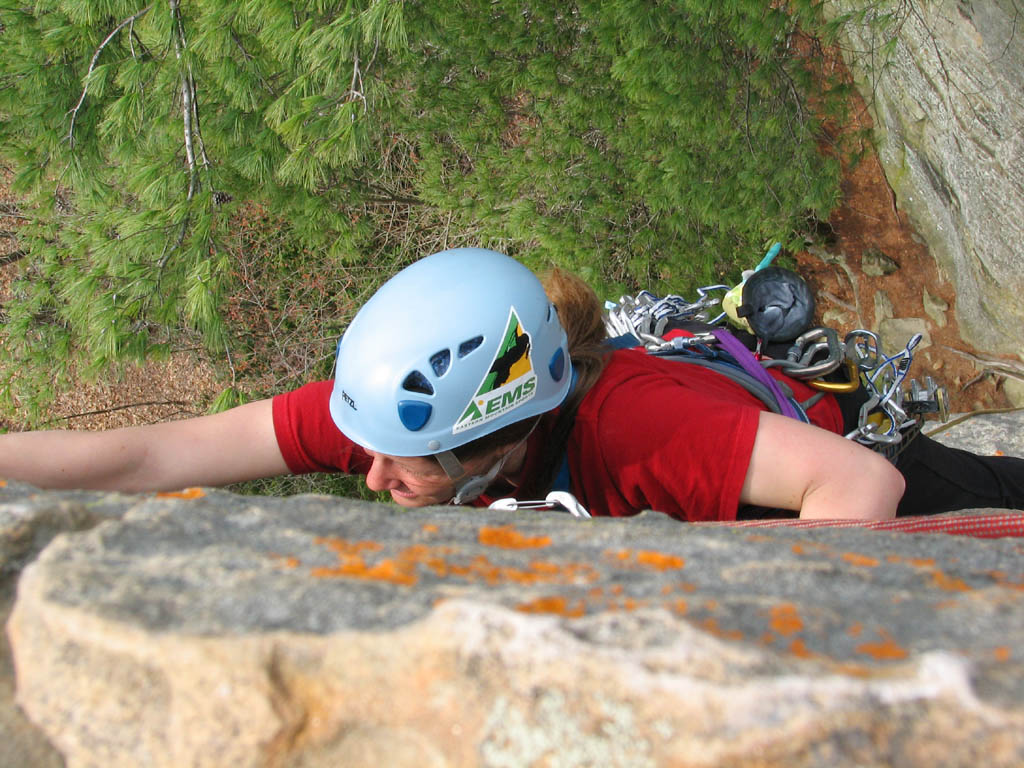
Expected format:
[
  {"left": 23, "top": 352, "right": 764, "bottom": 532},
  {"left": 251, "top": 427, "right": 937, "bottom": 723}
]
[{"left": 489, "top": 491, "right": 591, "bottom": 518}]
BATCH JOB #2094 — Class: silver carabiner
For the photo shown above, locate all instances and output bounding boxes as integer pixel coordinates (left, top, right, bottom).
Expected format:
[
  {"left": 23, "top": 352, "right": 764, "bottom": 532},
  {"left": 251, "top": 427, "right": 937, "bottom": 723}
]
[{"left": 488, "top": 491, "right": 592, "bottom": 518}]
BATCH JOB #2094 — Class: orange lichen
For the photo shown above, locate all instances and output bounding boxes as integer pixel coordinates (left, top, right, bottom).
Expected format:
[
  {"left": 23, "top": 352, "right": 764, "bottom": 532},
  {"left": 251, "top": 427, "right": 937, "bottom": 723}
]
[
  {"left": 515, "top": 596, "right": 586, "bottom": 618},
  {"left": 788, "top": 638, "right": 815, "bottom": 658},
  {"left": 993, "top": 646, "right": 1012, "bottom": 662},
  {"left": 856, "top": 629, "right": 909, "bottom": 661},
  {"left": 156, "top": 487, "right": 205, "bottom": 499},
  {"left": 605, "top": 549, "right": 685, "bottom": 571},
  {"left": 842, "top": 552, "right": 880, "bottom": 567},
  {"left": 847, "top": 622, "right": 864, "bottom": 638},
  {"left": 315, "top": 537, "right": 383, "bottom": 556},
  {"left": 769, "top": 603, "right": 804, "bottom": 637},
  {"left": 792, "top": 542, "right": 831, "bottom": 556},
  {"left": 421, "top": 524, "right": 439, "bottom": 534},
  {"left": 269, "top": 554, "right": 300, "bottom": 569},
  {"left": 929, "top": 569, "right": 973, "bottom": 592},
  {"left": 0, "top": 479, "right": 6, "bottom": 487},
  {"left": 478, "top": 525, "right": 552, "bottom": 549},
  {"left": 312, "top": 557, "right": 418, "bottom": 586},
  {"left": 700, "top": 617, "right": 744, "bottom": 642},
  {"left": 886, "top": 555, "right": 936, "bottom": 568},
  {"left": 669, "top": 599, "right": 689, "bottom": 615}
]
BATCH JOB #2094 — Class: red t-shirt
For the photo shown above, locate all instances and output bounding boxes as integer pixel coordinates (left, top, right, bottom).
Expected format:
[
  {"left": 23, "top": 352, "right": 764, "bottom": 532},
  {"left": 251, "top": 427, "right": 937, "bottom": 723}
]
[{"left": 272, "top": 348, "right": 842, "bottom": 521}]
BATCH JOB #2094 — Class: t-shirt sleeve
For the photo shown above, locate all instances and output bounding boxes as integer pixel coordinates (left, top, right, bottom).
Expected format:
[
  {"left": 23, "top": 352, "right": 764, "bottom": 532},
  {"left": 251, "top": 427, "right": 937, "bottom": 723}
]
[
  {"left": 575, "top": 372, "right": 761, "bottom": 522},
  {"left": 272, "top": 381, "right": 372, "bottom": 476}
]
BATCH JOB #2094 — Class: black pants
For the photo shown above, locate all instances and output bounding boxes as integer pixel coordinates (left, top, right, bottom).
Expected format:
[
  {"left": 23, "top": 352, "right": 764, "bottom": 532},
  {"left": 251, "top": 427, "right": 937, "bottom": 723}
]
[{"left": 894, "top": 433, "right": 1024, "bottom": 516}]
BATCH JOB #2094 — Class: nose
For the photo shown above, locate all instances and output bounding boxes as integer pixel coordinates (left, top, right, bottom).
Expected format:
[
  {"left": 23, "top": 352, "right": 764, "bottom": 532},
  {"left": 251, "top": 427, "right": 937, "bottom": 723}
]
[{"left": 365, "top": 451, "right": 400, "bottom": 492}]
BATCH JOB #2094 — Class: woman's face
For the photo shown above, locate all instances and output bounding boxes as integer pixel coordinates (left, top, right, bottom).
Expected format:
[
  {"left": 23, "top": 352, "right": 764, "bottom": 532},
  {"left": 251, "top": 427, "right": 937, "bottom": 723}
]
[
  {"left": 363, "top": 450, "right": 461, "bottom": 507},
  {"left": 363, "top": 444, "right": 524, "bottom": 507}
]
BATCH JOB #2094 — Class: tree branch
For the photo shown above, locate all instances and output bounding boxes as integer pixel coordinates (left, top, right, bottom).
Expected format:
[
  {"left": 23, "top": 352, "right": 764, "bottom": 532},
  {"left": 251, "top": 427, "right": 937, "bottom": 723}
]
[{"left": 66, "top": 4, "right": 154, "bottom": 148}]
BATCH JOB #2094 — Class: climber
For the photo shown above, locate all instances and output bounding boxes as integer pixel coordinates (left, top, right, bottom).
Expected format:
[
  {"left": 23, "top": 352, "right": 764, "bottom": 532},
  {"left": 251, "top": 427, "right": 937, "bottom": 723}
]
[{"left": 2, "top": 248, "right": 1024, "bottom": 522}]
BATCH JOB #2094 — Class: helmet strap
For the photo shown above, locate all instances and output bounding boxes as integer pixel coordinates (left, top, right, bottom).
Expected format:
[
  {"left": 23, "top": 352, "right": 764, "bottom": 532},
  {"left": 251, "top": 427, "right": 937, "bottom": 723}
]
[
  {"left": 435, "top": 421, "right": 539, "bottom": 505},
  {"left": 436, "top": 450, "right": 508, "bottom": 505}
]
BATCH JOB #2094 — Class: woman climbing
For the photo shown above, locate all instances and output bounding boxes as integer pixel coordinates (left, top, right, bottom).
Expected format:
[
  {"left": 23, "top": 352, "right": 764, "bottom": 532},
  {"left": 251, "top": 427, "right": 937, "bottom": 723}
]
[{"left": 2, "top": 247, "right": 1023, "bottom": 521}]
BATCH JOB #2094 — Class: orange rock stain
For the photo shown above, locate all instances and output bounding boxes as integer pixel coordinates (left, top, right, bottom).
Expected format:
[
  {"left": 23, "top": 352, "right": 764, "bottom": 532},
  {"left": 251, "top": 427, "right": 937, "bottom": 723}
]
[
  {"left": 855, "top": 629, "right": 909, "bottom": 661},
  {"left": 842, "top": 552, "right": 879, "bottom": 567},
  {"left": 516, "top": 596, "right": 586, "bottom": 618},
  {"left": 929, "top": 569, "right": 973, "bottom": 592},
  {"left": 788, "top": 638, "right": 815, "bottom": 658},
  {"left": 309, "top": 536, "right": 600, "bottom": 588},
  {"left": 478, "top": 525, "right": 552, "bottom": 549},
  {"left": 156, "top": 487, "right": 206, "bottom": 499},
  {"left": 700, "top": 617, "right": 744, "bottom": 642},
  {"left": 605, "top": 549, "right": 685, "bottom": 571},
  {"left": 769, "top": 603, "right": 804, "bottom": 637}
]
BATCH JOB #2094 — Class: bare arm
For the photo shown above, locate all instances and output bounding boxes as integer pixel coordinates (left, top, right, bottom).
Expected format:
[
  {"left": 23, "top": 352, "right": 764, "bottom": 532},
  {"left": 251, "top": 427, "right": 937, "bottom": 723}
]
[
  {"left": 740, "top": 411, "right": 905, "bottom": 520},
  {"left": 0, "top": 398, "right": 291, "bottom": 493}
]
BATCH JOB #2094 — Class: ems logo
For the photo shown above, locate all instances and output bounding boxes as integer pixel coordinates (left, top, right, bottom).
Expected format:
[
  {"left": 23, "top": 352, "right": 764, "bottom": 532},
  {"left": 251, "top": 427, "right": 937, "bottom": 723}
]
[{"left": 454, "top": 307, "right": 537, "bottom": 434}]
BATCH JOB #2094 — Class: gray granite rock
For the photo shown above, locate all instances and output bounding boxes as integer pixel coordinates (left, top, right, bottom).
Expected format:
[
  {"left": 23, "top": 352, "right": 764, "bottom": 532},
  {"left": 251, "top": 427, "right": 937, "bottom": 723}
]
[
  {"left": 931, "top": 408, "right": 1024, "bottom": 457},
  {"left": 5, "top": 486, "right": 1024, "bottom": 767}
]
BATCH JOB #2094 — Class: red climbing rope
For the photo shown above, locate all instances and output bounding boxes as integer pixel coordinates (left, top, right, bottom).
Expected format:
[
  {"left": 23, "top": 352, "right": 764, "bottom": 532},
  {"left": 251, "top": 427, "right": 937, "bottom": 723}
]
[{"left": 708, "top": 513, "right": 1024, "bottom": 539}]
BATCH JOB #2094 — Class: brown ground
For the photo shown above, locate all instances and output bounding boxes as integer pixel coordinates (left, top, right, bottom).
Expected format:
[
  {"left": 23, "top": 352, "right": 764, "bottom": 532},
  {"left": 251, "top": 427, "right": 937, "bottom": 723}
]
[{"left": 0, "top": 101, "right": 1003, "bottom": 431}]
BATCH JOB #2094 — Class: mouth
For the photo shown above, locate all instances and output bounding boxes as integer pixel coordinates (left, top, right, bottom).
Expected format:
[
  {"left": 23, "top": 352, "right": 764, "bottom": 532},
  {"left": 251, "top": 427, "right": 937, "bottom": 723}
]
[{"left": 389, "top": 487, "right": 418, "bottom": 500}]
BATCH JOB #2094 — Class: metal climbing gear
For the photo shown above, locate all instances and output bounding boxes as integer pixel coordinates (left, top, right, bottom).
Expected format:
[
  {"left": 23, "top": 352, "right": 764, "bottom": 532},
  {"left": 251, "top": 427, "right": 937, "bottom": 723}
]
[
  {"left": 489, "top": 491, "right": 591, "bottom": 518},
  {"left": 602, "top": 245, "right": 951, "bottom": 459}
]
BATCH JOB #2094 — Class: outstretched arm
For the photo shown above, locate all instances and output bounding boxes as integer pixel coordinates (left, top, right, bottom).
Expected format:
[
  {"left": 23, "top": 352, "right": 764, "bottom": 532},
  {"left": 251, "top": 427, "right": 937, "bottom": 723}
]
[
  {"left": 0, "top": 398, "right": 291, "bottom": 493},
  {"left": 741, "top": 411, "right": 905, "bottom": 520}
]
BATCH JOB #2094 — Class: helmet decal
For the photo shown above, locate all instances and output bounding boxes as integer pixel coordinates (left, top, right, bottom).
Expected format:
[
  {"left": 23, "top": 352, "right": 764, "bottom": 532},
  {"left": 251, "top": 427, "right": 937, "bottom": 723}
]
[{"left": 454, "top": 306, "right": 537, "bottom": 434}]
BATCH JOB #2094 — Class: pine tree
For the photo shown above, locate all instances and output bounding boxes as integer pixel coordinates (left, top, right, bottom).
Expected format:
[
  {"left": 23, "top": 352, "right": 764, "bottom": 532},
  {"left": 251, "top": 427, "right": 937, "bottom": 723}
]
[{"left": 0, "top": 0, "right": 852, "bottom": 420}]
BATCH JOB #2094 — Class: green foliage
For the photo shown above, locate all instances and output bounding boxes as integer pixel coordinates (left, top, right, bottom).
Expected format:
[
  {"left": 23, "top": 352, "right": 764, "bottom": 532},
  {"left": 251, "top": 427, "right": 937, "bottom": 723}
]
[{"left": 0, "top": 0, "right": 867, "bottom": 492}]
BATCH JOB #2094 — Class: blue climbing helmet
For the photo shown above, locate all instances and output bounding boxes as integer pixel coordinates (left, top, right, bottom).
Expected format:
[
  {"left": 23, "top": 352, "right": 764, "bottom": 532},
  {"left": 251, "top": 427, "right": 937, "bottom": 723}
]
[{"left": 330, "top": 248, "right": 573, "bottom": 457}]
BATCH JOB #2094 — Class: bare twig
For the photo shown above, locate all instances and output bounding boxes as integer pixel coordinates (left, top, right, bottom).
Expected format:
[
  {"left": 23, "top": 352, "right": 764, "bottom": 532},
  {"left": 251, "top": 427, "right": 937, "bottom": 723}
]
[
  {"left": 818, "top": 289, "right": 858, "bottom": 314},
  {"left": 47, "top": 399, "right": 192, "bottom": 423},
  {"left": 939, "top": 345, "right": 1024, "bottom": 382}
]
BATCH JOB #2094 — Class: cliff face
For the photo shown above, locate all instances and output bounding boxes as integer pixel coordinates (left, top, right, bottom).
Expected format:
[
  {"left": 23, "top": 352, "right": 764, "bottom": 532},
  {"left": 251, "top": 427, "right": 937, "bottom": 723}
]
[
  {"left": 3, "top": 471, "right": 1024, "bottom": 767},
  {"left": 828, "top": 0, "right": 1024, "bottom": 359}
]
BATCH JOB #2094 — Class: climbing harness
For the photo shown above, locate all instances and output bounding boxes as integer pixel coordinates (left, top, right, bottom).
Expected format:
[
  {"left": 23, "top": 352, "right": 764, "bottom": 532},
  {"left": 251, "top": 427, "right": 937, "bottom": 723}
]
[{"left": 603, "top": 246, "right": 950, "bottom": 457}]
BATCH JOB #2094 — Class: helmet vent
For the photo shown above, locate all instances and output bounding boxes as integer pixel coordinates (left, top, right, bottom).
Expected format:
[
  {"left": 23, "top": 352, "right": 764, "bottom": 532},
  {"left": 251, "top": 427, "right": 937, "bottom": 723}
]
[
  {"left": 457, "top": 336, "right": 484, "bottom": 358},
  {"left": 402, "top": 370, "right": 434, "bottom": 396},
  {"left": 429, "top": 349, "right": 451, "bottom": 377}
]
